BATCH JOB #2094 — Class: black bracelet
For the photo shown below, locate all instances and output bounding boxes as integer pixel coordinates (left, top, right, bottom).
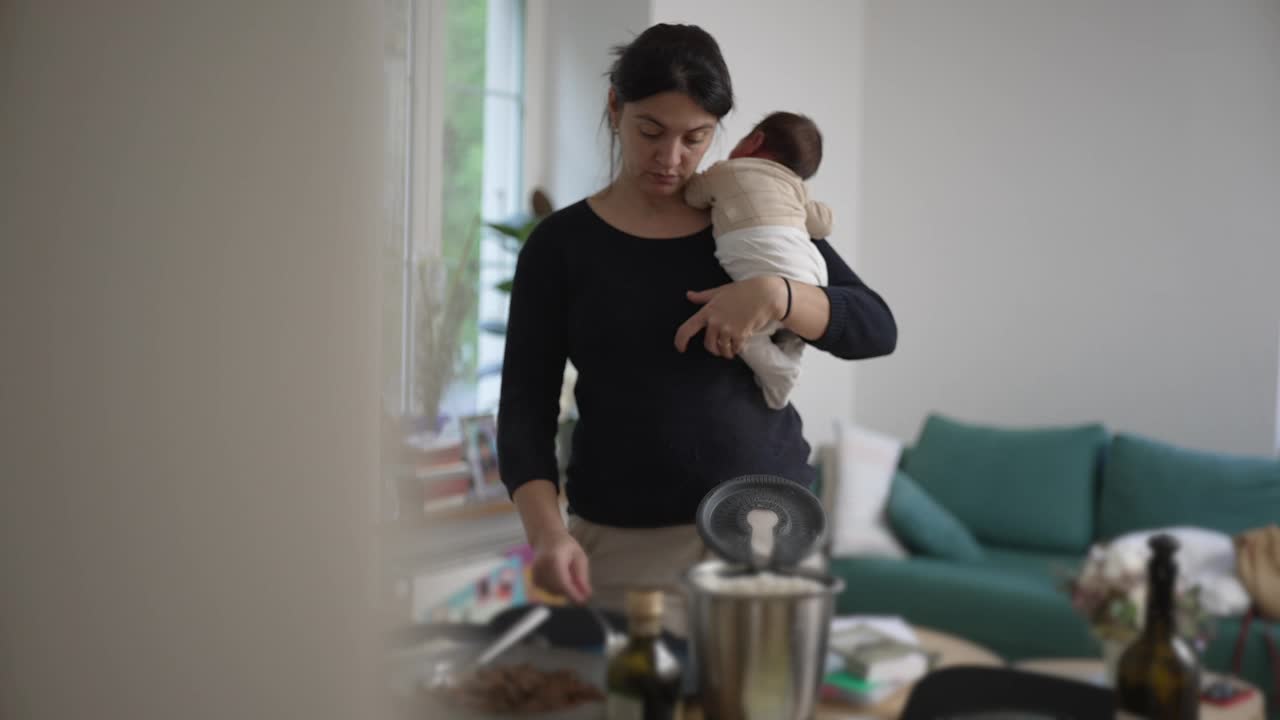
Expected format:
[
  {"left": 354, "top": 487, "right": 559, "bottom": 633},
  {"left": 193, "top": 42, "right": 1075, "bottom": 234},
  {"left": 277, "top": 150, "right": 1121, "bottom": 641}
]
[{"left": 780, "top": 277, "right": 792, "bottom": 321}]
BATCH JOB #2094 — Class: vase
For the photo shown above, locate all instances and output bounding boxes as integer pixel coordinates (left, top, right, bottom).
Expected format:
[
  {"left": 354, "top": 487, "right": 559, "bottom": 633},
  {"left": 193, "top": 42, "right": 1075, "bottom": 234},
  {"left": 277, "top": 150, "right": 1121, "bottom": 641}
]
[
  {"left": 1092, "top": 630, "right": 1133, "bottom": 686},
  {"left": 1100, "top": 639, "right": 1126, "bottom": 685}
]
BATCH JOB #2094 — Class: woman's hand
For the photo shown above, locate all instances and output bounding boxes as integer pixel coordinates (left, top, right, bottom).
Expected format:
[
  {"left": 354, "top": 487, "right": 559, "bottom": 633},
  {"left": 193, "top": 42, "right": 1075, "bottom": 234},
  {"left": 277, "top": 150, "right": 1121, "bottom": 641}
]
[
  {"left": 674, "top": 276, "right": 787, "bottom": 358},
  {"left": 512, "top": 480, "right": 590, "bottom": 603},
  {"left": 530, "top": 530, "right": 592, "bottom": 603}
]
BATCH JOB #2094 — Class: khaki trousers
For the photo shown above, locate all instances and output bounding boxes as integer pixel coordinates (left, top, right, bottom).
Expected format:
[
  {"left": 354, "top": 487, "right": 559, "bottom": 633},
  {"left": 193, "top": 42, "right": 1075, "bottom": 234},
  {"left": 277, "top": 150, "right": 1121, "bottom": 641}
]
[{"left": 567, "top": 515, "right": 711, "bottom": 637}]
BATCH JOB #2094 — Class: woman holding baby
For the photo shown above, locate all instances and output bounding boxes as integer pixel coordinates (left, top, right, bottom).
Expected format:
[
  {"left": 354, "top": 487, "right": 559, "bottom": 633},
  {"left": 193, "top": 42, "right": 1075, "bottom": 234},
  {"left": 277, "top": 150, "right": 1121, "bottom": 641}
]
[{"left": 496, "top": 23, "right": 897, "bottom": 634}]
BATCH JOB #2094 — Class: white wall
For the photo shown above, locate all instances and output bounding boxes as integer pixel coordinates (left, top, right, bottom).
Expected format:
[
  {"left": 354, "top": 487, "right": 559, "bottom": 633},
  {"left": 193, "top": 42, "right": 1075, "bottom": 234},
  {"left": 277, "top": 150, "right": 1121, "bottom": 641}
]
[
  {"left": 530, "top": 0, "right": 653, "bottom": 208},
  {"left": 650, "top": 0, "right": 868, "bottom": 449},
  {"left": 1, "top": 2, "right": 382, "bottom": 718},
  {"left": 856, "top": 0, "right": 1280, "bottom": 456}
]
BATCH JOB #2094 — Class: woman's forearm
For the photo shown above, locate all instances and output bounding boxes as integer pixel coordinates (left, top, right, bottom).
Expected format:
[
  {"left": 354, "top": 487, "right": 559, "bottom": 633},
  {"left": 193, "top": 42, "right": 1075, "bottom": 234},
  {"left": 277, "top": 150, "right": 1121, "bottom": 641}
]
[
  {"left": 787, "top": 240, "right": 898, "bottom": 360},
  {"left": 512, "top": 479, "right": 567, "bottom": 546},
  {"left": 776, "top": 277, "right": 831, "bottom": 341}
]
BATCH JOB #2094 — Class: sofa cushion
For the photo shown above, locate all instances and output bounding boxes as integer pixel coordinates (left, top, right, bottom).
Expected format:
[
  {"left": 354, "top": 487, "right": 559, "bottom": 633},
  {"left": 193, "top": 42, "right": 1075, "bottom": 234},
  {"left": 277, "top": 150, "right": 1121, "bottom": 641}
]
[
  {"left": 824, "top": 422, "right": 908, "bottom": 558},
  {"left": 1099, "top": 433, "right": 1280, "bottom": 539},
  {"left": 901, "top": 414, "right": 1107, "bottom": 553},
  {"left": 886, "top": 471, "right": 984, "bottom": 562},
  {"left": 980, "top": 547, "right": 1082, "bottom": 581},
  {"left": 828, "top": 555, "right": 1096, "bottom": 661}
]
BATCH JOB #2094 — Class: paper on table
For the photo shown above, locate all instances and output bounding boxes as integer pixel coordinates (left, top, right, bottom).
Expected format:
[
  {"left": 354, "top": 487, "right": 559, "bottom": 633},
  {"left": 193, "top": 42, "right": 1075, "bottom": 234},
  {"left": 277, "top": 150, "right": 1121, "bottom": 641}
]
[{"left": 830, "top": 615, "right": 919, "bottom": 646}]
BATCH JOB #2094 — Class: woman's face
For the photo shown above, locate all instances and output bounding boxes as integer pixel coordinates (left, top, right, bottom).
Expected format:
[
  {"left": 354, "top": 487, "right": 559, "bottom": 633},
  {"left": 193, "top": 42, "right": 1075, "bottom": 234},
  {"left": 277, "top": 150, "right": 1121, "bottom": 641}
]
[{"left": 610, "top": 90, "right": 718, "bottom": 197}]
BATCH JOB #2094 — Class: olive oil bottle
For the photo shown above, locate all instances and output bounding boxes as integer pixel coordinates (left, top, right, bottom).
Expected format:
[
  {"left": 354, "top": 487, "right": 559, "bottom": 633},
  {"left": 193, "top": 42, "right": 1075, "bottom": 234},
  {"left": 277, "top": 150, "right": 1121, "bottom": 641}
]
[
  {"left": 1116, "top": 534, "right": 1201, "bottom": 719},
  {"left": 605, "top": 590, "right": 683, "bottom": 720}
]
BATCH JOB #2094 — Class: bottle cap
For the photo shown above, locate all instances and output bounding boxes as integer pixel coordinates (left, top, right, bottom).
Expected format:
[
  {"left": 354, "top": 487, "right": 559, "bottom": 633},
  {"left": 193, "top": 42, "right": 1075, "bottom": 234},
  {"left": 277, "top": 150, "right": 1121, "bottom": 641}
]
[
  {"left": 1149, "top": 533, "right": 1180, "bottom": 557},
  {"left": 625, "top": 589, "right": 664, "bottom": 619}
]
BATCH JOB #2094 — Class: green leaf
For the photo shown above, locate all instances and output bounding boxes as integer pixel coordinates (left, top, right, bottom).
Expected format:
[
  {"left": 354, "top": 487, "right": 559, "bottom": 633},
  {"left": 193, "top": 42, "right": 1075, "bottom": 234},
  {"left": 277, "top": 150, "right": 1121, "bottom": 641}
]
[
  {"left": 487, "top": 222, "right": 525, "bottom": 239},
  {"left": 495, "top": 279, "right": 514, "bottom": 293},
  {"left": 486, "top": 216, "right": 542, "bottom": 247},
  {"left": 479, "top": 320, "right": 508, "bottom": 335}
]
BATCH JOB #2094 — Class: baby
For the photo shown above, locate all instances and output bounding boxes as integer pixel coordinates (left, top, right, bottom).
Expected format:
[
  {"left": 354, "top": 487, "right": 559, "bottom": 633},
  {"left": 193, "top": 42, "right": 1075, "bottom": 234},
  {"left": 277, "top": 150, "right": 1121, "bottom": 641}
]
[{"left": 684, "top": 111, "right": 832, "bottom": 409}]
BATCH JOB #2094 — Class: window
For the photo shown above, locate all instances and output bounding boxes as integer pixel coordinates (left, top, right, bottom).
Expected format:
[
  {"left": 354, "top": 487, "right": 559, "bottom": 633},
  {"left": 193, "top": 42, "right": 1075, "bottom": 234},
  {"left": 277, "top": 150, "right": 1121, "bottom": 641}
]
[{"left": 383, "top": 0, "right": 527, "bottom": 425}]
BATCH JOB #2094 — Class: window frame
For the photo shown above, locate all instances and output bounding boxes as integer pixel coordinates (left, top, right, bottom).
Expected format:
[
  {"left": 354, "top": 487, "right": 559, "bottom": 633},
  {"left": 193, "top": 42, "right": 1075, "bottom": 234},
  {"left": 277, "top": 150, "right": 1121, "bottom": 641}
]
[{"left": 395, "top": 0, "right": 531, "bottom": 417}]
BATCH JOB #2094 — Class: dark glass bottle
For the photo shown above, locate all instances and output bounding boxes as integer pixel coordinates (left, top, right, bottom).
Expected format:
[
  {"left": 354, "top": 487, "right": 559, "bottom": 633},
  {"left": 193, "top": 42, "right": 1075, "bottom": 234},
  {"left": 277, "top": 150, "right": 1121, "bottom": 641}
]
[
  {"left": 605, "top": 590, "right": 683, "bottom": 720},
  {"left": 1116, "top": 534, "right": 1201, "bottom": 719}
]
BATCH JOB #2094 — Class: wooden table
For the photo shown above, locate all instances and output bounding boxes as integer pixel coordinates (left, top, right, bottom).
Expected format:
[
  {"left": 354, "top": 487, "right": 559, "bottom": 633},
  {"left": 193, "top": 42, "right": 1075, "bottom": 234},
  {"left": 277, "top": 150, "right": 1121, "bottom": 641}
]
[
  {"left": 1016, "top": 658, "right": 1266, "bottom": 720},
  {"left": 683, "top": 626, "right": 1004, "bottom": 720}
]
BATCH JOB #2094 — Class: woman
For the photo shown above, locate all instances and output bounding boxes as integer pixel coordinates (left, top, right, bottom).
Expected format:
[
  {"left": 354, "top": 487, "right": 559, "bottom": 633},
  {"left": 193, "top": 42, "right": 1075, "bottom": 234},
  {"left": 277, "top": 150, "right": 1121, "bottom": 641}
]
[{"left": 496, "top": 23, "right": 896, "bottom": 633}]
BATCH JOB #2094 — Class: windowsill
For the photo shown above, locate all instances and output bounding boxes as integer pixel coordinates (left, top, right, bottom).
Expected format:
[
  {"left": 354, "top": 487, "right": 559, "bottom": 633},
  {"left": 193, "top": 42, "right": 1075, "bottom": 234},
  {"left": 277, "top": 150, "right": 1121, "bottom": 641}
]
[
  {"left": 415, "top": 495, "right": 516, "bottom": 525},
  {"left": 383, "top": 503, "right": 523, "bottom": 574}
]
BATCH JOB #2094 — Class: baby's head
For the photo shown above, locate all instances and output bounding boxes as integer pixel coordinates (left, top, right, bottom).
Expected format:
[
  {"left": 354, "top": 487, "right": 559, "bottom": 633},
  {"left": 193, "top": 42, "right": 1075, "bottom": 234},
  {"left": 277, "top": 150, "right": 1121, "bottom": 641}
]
[{"left": 729, "top": 112, "right": 823, "bottom": 180}]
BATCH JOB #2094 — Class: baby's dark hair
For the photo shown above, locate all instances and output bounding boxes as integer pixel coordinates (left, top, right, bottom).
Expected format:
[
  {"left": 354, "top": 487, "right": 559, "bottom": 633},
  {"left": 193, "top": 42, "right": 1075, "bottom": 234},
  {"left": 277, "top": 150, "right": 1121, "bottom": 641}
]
[{"left": 753, "top": 112, "right": 823, "bottom": 180}]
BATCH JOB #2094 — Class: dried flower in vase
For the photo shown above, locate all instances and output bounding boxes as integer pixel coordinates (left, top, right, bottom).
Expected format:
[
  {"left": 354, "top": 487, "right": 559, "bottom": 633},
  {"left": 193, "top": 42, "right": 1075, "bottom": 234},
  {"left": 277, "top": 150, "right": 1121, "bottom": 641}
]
[
  {"left": 415, "top": 216, "right": 481, "bottom": 427},
  {"left": 1063, "top": 539, "right": 1216, "bottom": 653}
]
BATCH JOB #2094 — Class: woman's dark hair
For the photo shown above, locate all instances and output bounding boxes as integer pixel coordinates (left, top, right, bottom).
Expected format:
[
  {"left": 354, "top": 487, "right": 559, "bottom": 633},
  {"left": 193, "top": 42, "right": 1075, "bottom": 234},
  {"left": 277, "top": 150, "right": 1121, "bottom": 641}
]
[
  {"left": 753, "top": 112, "right": 823, "bottom": 180},
  {"left": 604, "top": 24, "right": 733, "bottom": 174},
  {"left": 607, "top": 24, "right": 734, "bottom": 117}
]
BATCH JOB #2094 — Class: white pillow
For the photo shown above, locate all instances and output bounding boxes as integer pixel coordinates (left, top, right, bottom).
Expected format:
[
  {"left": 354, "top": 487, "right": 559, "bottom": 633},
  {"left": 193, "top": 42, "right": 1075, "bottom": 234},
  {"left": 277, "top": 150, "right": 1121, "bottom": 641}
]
[
  {"left": 825, "top": 421, "right": 908, "bottom": 558},
  {"left": 1102, "top": 527, "right": 1251, "bottom": 616}
]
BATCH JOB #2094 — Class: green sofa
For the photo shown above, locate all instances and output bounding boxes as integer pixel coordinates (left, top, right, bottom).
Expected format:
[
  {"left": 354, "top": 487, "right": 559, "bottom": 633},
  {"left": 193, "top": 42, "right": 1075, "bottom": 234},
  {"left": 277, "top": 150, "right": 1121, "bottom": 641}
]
[{"left": 827, "top": 415, "right": 1280, "bottom": 712}]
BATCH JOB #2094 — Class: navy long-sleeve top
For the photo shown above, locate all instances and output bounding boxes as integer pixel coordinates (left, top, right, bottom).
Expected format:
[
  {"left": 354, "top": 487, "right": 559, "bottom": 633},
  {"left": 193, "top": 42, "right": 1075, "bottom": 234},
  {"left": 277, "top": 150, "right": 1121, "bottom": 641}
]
[{"left": 497, "top": 200, "right": 896, "bottom": 528}]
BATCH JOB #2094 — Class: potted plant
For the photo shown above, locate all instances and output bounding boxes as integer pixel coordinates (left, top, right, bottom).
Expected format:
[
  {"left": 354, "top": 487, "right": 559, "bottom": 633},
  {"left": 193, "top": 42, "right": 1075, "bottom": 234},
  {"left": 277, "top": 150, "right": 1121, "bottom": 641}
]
[{"left": 479, "top": 187, "right": 555, "bottom": 334}]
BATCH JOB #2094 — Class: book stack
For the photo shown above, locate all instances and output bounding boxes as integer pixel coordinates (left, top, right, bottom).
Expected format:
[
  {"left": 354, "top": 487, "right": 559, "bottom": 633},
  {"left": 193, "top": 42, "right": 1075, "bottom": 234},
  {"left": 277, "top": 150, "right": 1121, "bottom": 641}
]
[
  {"left": 391, "top": 413, "right": 506, "bottom": 519},
  {"left": 821, "top": 616, "right": 931, "bottom": 707},
  {"left": 400, "top": 432, "right": 475, "bottom": 515}
]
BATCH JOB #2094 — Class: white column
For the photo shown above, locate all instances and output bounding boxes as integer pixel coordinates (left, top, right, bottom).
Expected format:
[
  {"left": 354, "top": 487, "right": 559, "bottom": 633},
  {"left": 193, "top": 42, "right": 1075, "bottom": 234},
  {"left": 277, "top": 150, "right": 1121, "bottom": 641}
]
[{"left": 0, "top": 2, "right": 382, "bottom": 718}]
